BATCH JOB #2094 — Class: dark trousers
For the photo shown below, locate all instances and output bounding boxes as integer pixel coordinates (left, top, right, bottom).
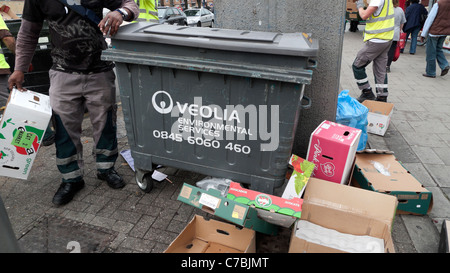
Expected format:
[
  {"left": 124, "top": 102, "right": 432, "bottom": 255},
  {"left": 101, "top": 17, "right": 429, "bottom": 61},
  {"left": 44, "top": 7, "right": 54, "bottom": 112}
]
[{"left": 387, "top": 41, "right": 398, "bottom": 67}]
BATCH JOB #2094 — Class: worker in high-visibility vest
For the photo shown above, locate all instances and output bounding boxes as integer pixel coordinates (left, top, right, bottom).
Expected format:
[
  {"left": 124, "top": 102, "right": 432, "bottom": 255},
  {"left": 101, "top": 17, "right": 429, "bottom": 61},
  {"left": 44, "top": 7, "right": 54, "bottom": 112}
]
[
  {"left": 134, "top": 0, "right": 158, "bottom": 22},
  {"left": 353, "top": 0, "right": 394, "bottom": 103},
  {"left": 0, "top": 16, "right": 15, "bottom": 108}
]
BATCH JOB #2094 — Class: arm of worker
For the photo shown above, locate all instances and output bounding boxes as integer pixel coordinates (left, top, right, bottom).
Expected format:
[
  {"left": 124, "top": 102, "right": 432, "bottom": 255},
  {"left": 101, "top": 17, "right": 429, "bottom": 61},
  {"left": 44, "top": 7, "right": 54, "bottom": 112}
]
[
  {"left": 421, "top": 3, "right": 438, "bottom": 38},
  {"left": 99, "top": 0, "right": 139, "bottom": 36},
  {"left": 8, "top": 19, "right": 42, "bottom": 91},
  {"left": 0, "top": 29, "right": 15, "bottom": 55},
  {"left": 358, "top": 6, "right": 378, "bottom": 21}
]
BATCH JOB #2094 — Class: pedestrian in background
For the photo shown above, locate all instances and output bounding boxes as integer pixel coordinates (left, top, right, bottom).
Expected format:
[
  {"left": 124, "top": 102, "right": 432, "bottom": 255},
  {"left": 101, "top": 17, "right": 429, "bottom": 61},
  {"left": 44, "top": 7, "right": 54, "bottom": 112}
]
[
  {"left": 387, "top": 0, "right": 407, "bottom": 72},
  {"left": 353, "top": 0, "right": 394, "bottom": 103},
  {"left": 402, "top": 0, "right": 428, "bottom": 54},
  {"left": 421, "top": 0, "right": 450, "bottom": 78}
]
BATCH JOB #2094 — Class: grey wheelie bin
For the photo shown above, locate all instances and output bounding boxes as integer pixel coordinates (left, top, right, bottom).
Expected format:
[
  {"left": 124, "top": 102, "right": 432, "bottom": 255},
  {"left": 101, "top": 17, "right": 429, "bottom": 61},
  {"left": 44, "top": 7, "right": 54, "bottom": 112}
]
[{"left": 102, "top": 23, "right": 318, "bottom": 194}]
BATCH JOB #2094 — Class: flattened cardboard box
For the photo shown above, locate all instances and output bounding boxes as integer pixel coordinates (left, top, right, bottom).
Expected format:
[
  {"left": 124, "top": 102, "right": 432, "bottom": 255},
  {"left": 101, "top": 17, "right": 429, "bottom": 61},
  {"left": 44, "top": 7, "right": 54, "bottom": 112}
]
[
  {"left": 0, "top": 89, "right": 52, "bottom": 179},
  {"left": 165, "top": 215, "right": 256, "bottom": 253},
  {"left": 177, "top": 183, "right": 278, "bottom": 235},
  {"left": 353, "top": 153, "right": 433, "bottom": 215},
  {"left": 289, "top": 178, "right": 398, "bottom": 253}
]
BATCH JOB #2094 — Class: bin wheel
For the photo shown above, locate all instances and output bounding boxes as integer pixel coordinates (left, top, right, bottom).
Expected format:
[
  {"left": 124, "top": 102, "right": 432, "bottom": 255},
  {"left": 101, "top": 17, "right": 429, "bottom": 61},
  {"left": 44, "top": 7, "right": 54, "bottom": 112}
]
[{"left": 135, "top": 173, "right": 155, "bottom": 193}]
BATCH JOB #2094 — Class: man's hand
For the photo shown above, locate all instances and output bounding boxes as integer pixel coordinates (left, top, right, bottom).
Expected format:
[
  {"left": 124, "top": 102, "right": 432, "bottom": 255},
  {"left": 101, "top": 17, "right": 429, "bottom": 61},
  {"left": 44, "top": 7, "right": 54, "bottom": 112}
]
[
  {"left": 356, "top": 0, "right": 365, "bottom": 9},
  {"left": 8, "top": 71, "right": 26, "bottom": 91},
  {"left": 98, "top": 10, "right": 124, "bottom": 36}
]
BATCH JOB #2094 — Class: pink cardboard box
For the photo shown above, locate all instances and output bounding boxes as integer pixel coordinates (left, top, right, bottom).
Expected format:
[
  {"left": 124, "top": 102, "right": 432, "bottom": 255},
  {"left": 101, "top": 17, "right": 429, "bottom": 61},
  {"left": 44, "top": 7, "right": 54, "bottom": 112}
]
[{"left": 306, "top": 120, "right": 361, "bottom": 184}]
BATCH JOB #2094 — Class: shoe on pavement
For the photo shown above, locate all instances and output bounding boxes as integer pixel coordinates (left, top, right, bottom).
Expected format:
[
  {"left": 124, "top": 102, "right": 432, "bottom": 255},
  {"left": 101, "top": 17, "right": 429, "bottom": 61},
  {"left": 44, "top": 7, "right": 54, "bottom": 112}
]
[
  {"left": 357, "top": 88, "right": 375, "bottom": 103},
  {"left": 42, "top": 132, "right": 55, "bottom": 147},
  {"left": 441, "top": 66, "right": 450, "bottom": 76},
  {"left": 376, "top": 96, "right": 387, "bottom": 102},
  {"left": 52, "top": 180, "right": 85, "bottom": 206},
  {"left": 97, "top": 168, "right": 125, "bottom": 189},
  {"left": 422, "top": 73, "right": 436, "bottom": 78}
]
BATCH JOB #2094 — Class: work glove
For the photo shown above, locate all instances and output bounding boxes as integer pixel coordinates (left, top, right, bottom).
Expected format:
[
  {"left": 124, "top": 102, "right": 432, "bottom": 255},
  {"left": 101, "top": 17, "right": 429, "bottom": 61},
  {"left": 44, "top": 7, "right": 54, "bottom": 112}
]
[{"left": 356, "top": 0, "right": 365, "bottom": 9}]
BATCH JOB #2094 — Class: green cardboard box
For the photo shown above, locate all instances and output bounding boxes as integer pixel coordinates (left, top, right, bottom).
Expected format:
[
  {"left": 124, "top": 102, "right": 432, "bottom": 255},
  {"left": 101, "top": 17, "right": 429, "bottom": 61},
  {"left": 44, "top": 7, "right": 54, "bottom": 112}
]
[
  {"left": 177, "top": 183, "right": 278, "bottom": 235},
  {"left": 353, "top": 153, "right": 433, "bottom": 215}
]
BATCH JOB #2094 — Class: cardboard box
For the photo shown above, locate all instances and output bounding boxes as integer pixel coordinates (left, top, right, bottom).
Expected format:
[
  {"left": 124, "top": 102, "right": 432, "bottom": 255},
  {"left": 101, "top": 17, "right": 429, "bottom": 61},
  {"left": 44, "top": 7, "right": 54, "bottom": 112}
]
[
  {"left": 362, "top": 100, "right": 394, "bottom": 136},
  {"left": 177, "top": 183, "right": 278, "bottom": 235},
  {"left": 0, "top": 89, "right": 52, "bottom": 179},
  {"left": 227, "top": 181, "right": 303, "bottom": 227},
  {"left": 165, "top": 215, "right": 256, "bottom": 253},
  {"left": 289, "top": 177, "right": 398, "bottom": 253},
  {"left": 281, "top": 154, "right": 315, "bottom": 199},
  {"left": 346, "top": 0, "right": 358, "bottom": 13},
  {"left": 353, "top": 153, "right": 433, "bottom": 215},
  {"left": 306, "top": 120, "right": 361, "bottom": 185},
  {"left": 438, "top": 220, "right": 449, "bottom": 253}
]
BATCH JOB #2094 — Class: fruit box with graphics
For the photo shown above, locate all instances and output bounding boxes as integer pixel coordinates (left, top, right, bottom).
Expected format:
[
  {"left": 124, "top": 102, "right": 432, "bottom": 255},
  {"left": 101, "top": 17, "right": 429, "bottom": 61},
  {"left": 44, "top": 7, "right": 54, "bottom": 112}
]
[
  {"left": 177, "top": 183, "right": 278, "bottom": 235},
  {"left": 0, "top": 89, "right": 52, "bottom": 179},
  {"left": 281, "top": 154, "right": 315, "bottom": 199},
  {"left": 362, "top": 100, "right": 394, "bottom": 136},
  {"left": 306, "top": 120, "right": 361, "bottom": 185},
  {"left": 227, "top": 181, "right": 303, "bottom": 227}
]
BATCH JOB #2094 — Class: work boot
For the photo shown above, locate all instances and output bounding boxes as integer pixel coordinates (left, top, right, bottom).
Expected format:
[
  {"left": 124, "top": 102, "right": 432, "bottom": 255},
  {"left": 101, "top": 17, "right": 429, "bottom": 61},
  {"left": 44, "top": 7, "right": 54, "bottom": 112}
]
[
  {"left": 376, "top": 96, "right": 387, "bottom": 102},
  {"left": 357, "top": 88, "right": 375, "bottom": 103},
  {"left": 52, "top": 180, "right": 85, "bottom": 206},
  {"left": 42, "top": 132, "right": 55, "bottom": 147},
  {"left": 97, "top": 168, "right": 125, "bottom": 189}
]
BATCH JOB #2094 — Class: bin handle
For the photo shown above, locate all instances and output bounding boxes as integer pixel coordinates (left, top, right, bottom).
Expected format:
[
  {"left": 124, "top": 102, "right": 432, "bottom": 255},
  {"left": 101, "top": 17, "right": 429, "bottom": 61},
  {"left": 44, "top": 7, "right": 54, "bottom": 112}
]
[
  {"left": 301, "top": 95, "right": 312, "bottom": 110},
  {"left": 307, "top": 59, "right": 318, "bottom": 70}
]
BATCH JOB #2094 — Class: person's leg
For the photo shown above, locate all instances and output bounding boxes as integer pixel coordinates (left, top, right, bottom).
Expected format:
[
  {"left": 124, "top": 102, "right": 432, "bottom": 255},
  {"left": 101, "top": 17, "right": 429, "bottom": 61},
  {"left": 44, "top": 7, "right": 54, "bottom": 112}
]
[
  {"left": 84, "top": 70, "right": 124, "bottom": 189},
  {"left": 353, "top": 41, "right": 376, "bottom": 102},
  {"left": 48, "top": 70, "right": 85, "bottom": 205},
  {"left": 402, "top": 31, "right": 411, "bottom": 53},
  {"left": 425, "top": 36, "right": 438, "bottom": 77},
  {"left": 435, "top": 36, "right": 450, "bottom": 75},
  {"left": 386, "top": 41, "right": 397, "bottom": 70},
  {"left": 409, "top": 26, "right": 420, "bottom": 54},
  {"left": 372, "top": 41, "right": 392, "bottom": 101}
]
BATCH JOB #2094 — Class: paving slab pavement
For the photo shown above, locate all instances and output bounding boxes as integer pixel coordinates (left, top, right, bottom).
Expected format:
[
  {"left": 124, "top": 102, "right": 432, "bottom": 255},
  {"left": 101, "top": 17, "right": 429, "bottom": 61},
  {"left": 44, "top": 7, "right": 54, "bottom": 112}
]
[{"left": 0, "top": 25, "right": 449, "bottom": 254}]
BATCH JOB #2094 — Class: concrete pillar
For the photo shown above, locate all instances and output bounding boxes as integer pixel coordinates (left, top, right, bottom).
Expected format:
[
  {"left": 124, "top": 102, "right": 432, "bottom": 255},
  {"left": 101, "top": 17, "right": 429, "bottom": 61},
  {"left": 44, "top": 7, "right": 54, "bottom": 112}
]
[
  {"left": 0, "top": 196, "right": 21, "bottom": 253},
  {"left": 214, "top": 0, "right": 347, "bottom": 158}
]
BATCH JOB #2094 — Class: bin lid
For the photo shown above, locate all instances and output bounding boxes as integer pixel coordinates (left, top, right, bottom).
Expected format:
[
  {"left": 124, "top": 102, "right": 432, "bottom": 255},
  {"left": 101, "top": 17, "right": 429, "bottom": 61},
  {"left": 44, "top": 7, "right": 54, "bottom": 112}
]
[{"left": 111, "top": 23, "right": 319, "bottom": 57}]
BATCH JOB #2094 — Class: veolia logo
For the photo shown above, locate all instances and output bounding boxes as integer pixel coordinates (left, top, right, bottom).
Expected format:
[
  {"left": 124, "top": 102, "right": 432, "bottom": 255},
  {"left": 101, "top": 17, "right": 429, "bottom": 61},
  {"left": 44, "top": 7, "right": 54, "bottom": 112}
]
[{"left": 152, "top": 90, "right": 174, "bottom": 114}]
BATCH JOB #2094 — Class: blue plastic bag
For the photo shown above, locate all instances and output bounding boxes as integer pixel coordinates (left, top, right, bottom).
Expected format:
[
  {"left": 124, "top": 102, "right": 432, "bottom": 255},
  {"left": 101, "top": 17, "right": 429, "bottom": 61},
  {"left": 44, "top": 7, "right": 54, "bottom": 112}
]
[{"left": 336, "top": 90, "right": 368, "bottom": 151}]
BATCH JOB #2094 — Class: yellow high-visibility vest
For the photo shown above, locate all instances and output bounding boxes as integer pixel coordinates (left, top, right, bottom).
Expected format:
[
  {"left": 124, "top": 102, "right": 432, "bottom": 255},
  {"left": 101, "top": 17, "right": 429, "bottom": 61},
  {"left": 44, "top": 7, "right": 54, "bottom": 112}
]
[
  {"left": 134, "top": 0, "right": 159, "bottom": 22},
  {"left": 0, "top": 17, "right": 11, "bottom": 70},
  {"left": 364, "top": 0, "right": 395, "bottom": 41}
]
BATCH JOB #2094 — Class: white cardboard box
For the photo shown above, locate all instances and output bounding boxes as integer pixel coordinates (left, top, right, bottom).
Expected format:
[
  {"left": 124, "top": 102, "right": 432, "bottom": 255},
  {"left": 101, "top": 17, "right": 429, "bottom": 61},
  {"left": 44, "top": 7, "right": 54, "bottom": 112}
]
[
  {"left": 0, "top": 89, "right": 52, "bottom": 179},
  {"left": 362, "top": 100, "right": 394, "bottom": 136}
]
